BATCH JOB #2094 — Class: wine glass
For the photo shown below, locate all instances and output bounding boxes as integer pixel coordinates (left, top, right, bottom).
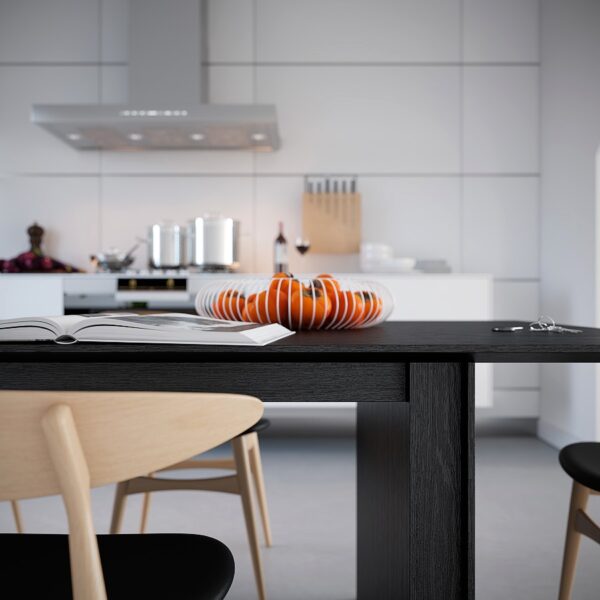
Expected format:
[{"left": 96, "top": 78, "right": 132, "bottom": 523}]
[{"left": 295, "top": 236, "right": 311, "bottom": 256}]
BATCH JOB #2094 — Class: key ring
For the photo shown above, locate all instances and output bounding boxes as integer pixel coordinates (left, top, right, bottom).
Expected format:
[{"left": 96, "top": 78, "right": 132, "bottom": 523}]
[
  {"left": 528, "top": 316, "right": 582, "bottom": 334},
  {"left": 529, "top": 315, "right": 555, "bottom": 331}
]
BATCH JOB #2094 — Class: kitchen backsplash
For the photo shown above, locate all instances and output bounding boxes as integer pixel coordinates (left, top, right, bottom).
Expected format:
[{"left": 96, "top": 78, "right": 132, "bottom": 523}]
[{"left": 0, "top": 0, "right": 539, "bottom": 314}]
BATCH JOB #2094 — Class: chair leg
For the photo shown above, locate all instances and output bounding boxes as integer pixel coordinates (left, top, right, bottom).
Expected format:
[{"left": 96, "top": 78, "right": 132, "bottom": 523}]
[
  {"left": 110, "top": 481, "right": 129, "bottom": 534},
  {"left": 233, "top": 435, "right": 267, "bottom": 600},
  {"left": 247, "top": 433, "right": 273, "bottom": 547},
  {"left": 10, "top": 500, "right": 23, "bottom": 533},
  {"left": 558, "top": 481, "right": 591, "bottom": 600},
  {"left": 139, "top": 474, "right": 155, "bottom": 534},
  {"left": 140, "top": 492, "right": 152, "bottom": 533}
]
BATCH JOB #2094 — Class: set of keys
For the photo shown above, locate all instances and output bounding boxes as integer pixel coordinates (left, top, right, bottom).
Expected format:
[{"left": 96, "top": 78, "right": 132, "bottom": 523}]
[
  {"left": 492, "top": 316, "right": 582, "bottom": 334},
  {"left": 528, "top": 316, "right": 582, "bottom": 333}
]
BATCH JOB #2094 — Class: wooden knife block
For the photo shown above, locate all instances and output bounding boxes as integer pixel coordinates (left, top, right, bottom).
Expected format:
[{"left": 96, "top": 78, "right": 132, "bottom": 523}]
[{"left": 302, "top": 191, "right": 361, "bottom": 254}]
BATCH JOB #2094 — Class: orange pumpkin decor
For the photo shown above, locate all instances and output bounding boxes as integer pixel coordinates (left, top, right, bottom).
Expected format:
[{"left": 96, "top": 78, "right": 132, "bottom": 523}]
[
  {"left": 358, "top": 290, "right": 383, "bottom": 324},
  {"left": 269, "top": 272, "right": 301, "bottom": 297},
  {"left": 289, "top": 287, "right": 331, "bottom": 329},
  {"left": 327, "top": 290, "right": 365, "bottom": 327},
  {"left": 202, "top": 273, "right": 387, "bottom": 330},
  {"left": 213, "top": 290, "right": 245, "bottom": 321},
  {"left": 313, "top": 273, "right": 341, "bottom": 298}
]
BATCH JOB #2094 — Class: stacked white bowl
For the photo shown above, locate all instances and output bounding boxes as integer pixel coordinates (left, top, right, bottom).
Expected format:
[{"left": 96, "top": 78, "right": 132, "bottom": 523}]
[{"left": 360, "top": 243, "right": 416, "bottom": 273}]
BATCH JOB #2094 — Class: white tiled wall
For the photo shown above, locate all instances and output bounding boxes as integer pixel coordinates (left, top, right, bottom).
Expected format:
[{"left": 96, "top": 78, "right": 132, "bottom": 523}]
[
  {"left": 463, "top": 66, "right": 539, "bottom": 173},
  {"left": 0, "top": 0, "right": 541, "bottom": 415},
  {"left": 254, "top": 0, "right": 461, "bottom": 63},
  {"left": 255, "top": 66, "right": 461, "bottom": 174},
  {"left": 463, "top": 0, "right": 539, "bottom": 63}
]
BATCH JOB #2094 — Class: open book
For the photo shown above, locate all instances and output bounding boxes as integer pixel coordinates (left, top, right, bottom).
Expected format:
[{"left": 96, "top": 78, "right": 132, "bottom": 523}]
[{"left": 0, "top": 313, "right": 294, "bottom": 346}]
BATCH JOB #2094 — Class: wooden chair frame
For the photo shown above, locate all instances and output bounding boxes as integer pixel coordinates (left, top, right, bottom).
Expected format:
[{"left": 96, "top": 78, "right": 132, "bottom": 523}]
[
  {"left": 110, "top": 430, "right": 272, "bottom": 600},
  {"left": 0, "top": 390, "right": 263, "bottom": 600},
  {"left": 558, "top": 482, "right": 600, "bottom": 599}
]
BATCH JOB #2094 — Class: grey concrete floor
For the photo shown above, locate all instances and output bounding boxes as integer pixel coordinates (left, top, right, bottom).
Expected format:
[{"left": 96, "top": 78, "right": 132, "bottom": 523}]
[{"left": 1, "top": 436, "right": 600, "bottom": 599}]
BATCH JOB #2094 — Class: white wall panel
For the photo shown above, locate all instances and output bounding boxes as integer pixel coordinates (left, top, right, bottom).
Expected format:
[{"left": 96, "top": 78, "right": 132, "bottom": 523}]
[
  {"left": 208, "top": 0, "right": 254, "bottom": 63},
  {"left": 463, "top": 0, "right": 539, "bottom": 63},
  {"left": 255, "top": 66, "right": 460, "bottom": 174},
  {"left": 256, "top": 0, "right": 460, "bottom": 63},
  {"left": 463, "top": 177, "right": 539, "bottom": 278},
  {"left": 463, "top": 66, "right": 539, "bottom": 173},
  {"left": 0, "top": 66, "right": 100, "bottom": 175},
  {"left": 208, "top": 66, "right": 254, "bottom": 103},
  {"left": 360, "top": 177, "right": 461, "bottom": 271},
  {"left": 0, "top": 177, "right": 100, "bottom": 271},
  {"left": 0, "top": 0, "right": 99, "bottom": 63},
  {"left": 100, "top": 176, "right": 254, "bottom": 270},
  {"left": 493, "top": 280, "right": 540, "bottom": 320}
]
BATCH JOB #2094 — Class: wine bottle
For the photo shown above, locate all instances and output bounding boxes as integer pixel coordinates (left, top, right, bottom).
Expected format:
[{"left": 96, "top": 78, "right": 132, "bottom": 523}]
[{"left": 274, "top": 221, "right": 288, "bottom": 273}]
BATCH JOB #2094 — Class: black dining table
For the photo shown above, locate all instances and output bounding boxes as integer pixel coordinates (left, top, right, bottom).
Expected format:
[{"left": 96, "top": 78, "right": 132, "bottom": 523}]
[{"left": 2, "top": 320, "right": 600, "bottom": 599}]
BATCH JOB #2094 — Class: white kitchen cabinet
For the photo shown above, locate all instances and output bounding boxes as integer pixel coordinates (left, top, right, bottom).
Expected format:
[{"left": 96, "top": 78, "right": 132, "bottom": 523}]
[{"left": 0, "top": 275, "right": 63, "bottom": 318}]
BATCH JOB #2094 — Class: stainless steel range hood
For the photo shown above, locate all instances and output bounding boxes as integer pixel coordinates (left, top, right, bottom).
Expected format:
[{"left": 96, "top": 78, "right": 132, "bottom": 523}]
[{"left": 31, "top": 0, "right": 280, "bottom": 151}]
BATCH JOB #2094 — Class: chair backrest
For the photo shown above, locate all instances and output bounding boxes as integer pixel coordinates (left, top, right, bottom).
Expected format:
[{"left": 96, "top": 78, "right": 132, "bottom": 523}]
[{"left": 0, "top": 390, "right": 263, "bottom": 600}]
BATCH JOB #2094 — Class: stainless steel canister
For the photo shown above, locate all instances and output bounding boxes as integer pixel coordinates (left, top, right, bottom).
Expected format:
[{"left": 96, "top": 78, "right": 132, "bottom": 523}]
[
  {"left": 187, "top": 215, "right": 240, "bottom": 271},
  {"left": 147, "top": 222, "right": 186, "bottom": 269}
]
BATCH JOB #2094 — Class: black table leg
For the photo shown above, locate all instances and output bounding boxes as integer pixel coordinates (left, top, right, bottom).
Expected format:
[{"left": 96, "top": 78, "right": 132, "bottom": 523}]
[
  {"left": 357, "top": 401, "right": 410, "bottom": 598},
  {"left": 409, "top": 362, "right": 475, "bottom": 600},
  {"left": 356, "top": 362, "right": 474, "bottom": 600}
]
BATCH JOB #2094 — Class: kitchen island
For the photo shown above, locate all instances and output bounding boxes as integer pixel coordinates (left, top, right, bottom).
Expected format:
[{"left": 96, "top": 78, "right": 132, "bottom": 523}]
[{"left": 2, "top": 321, "right": 597, "bottom": 599}]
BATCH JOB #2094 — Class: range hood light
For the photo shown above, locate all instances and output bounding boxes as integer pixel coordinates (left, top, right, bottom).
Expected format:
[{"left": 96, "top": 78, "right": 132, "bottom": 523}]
[
  {"left": 128, "top": 133, "right": 143, "bottom": 141},
  {"left": 251, "top": 133, "right": 267, "bottom": 142},
  {"left": 67, "top": 133, "right": 82, "bottom": 141},
  {"left": 190, "top": 133, "right": 205, "bottom": 141}
]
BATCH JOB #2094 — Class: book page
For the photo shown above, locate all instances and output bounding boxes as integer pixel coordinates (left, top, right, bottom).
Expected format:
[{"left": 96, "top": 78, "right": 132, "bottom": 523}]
[
  {"left": 72, "top": 313, "right": 293, "bottom": 345},
  {"left": 72, "top": 313, "right": 263, "bottom": 336},
  {"left": 0, "top": 315, "right": 62, "bottom": 338}
]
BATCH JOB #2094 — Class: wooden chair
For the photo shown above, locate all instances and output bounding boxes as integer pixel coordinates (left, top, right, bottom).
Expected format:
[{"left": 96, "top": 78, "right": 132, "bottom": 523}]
[
  {"left": 110, "top": 418, "right": 272, "bottom": 600},
  {"left": 558, "top": 442, "right": 600, "bottom": 599},
  {"left": 0, "top": 390, "right": 263, "bottom": 600}
]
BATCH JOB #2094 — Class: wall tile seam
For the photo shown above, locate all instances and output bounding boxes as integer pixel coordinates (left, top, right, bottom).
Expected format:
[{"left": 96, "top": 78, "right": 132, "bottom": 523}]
[
  {"left": 0, "top": 62, "right": 541, "bottom": 68},
  {"left": 0, "top": 173, "right": 543, "bottom": 178}
]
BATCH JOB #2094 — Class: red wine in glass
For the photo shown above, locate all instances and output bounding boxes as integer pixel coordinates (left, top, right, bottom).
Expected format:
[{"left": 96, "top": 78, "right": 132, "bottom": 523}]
[{"left": 295, "top": 237, "right": 311, "bottom": 255}]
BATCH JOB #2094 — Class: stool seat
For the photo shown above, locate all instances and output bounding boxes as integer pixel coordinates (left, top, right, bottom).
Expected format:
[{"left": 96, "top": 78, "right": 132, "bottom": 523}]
[
  {"left": 0, "top": 533, "right": 234, "bottom": 600},
  {"left": 559, "top": 442, "right": 600, "bottom": 492},
  {"left": 241, "top": 418, "right": 270, "bottom": 436}
]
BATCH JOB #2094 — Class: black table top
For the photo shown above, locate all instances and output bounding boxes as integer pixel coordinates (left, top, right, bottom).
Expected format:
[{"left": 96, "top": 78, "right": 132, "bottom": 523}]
[{"left": 1, "top": 321, "right": 600, "bottom": 363}]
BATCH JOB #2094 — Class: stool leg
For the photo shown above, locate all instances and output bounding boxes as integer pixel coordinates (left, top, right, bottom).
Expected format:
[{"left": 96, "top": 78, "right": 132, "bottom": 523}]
[
  {"left": 233, "top": 435, "right": 267, "bottom": 600},
  {"left": 247, "top": 433, "right": 273, "bottom": 547},
  {"left": 11, "top": 500, "right": 23, "bottom": 533},
  {"left": 558, "top": 481, "right": 590, "bottom": 600},
  {"left": 110, "top": 481, "right": 129, "bottom": 534}
]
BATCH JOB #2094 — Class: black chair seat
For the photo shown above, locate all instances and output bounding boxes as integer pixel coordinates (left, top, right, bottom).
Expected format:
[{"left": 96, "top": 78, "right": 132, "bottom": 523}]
[
  {"left": 559, "top": 442, "right": 600, "bottom": 492},
  {"left": 0, "top": 533, "right": 234, "bottom": 599},
  {"left": 241, "top": 417, "right": 270, "bottom": 436}
]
